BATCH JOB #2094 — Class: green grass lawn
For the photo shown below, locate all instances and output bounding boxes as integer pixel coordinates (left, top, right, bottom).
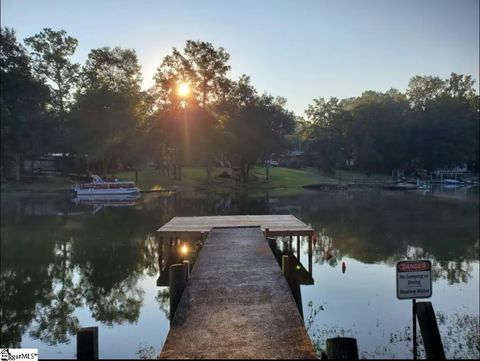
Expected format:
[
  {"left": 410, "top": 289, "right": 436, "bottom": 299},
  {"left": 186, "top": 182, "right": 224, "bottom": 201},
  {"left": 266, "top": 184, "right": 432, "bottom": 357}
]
[
  {"left": 1, "top": 165, "right": 389, "bottom": 194},
  {"left": 116, "top": 165, "right": 370, "bottom": 193}
]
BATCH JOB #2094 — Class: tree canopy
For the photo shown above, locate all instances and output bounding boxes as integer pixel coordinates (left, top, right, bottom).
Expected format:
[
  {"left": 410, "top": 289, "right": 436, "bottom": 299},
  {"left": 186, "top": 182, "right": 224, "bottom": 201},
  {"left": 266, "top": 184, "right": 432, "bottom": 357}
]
[{"left": 1, "top": 26, "right": 478, "bottom": 182}]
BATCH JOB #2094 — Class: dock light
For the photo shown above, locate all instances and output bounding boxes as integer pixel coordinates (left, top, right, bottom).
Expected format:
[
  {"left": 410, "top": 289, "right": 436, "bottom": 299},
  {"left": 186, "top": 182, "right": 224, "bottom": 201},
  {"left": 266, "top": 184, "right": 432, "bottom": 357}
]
[
  {"left": 180, "top": 243, "right": 189, "bottom": 256},
  {"left": 296, "top": 265, "right": 301, "bottom": 270}
]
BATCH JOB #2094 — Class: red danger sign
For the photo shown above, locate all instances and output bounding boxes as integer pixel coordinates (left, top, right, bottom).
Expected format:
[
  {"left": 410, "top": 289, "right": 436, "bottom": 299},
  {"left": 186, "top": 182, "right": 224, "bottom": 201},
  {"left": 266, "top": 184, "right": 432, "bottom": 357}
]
[
  {"left": 397, "top": 260, "right": 431, "bottom": 272},
  {"left": 396, "top": 260, "right": 432, "bottom": 299}
]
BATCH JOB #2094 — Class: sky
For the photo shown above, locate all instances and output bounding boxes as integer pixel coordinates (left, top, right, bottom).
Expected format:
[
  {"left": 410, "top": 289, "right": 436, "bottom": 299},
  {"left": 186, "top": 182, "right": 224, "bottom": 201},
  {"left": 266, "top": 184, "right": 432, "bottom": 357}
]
[{"left": 2, "top": 0, "right": 479, "bottom": 116}]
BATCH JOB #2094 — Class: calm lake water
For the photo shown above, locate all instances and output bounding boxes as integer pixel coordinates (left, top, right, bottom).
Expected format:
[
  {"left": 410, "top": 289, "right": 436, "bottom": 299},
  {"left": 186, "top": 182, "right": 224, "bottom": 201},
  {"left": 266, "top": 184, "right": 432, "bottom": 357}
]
[{"left": 1, "top": 185, "right": 479, "bottom": 359}]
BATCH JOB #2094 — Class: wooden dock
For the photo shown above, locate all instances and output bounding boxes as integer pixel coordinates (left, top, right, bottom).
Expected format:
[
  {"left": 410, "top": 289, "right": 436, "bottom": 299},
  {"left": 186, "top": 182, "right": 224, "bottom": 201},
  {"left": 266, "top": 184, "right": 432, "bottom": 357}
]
[
  {"left": 156, "top": 214, "right": 313, "bottom": 238},
  {"left": 158, "top": 222, "right": 316, "bottom": 359}
]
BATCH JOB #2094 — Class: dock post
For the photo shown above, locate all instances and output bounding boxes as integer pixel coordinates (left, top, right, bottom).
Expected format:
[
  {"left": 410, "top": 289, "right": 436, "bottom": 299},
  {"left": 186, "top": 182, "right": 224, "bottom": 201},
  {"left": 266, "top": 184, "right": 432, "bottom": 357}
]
[
  {"left": 282, "top": 255, "right": 290, "bottom": 276},
  {"left": 267, "top": 237, "right": 277, "bottom": 253},
  {"left": 416, "top": 302, "right": 446, "bottom": 359},
  {"left": 77, "top": 326, "right": 98, "bottom": 360},
  {"left": 157, "top": 237, "right": 164, "bottom": 287},
  {"left": 169, "top": 263, "right": 188, "bottom": 322},
  {"left": 183, "top": 260, "right": 190, "bottom": 282},
  {"left": 265, "top": 227, "right": 269, "bottom": 238},
  {"left": 308, "top": 234, "right": 313, "bottom": 275},
  {"left": 326, "top": 337, "right": 358, "bottom": 359},
  {"left": 297, "top": 236, "right": 300, "bottom": 260}
]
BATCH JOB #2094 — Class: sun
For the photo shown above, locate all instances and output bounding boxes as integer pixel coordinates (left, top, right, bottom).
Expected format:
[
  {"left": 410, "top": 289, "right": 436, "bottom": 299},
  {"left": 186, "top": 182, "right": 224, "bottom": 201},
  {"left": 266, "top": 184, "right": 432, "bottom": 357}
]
[{"left": 178, "top": 82, "right": 190, "bottom": 97}]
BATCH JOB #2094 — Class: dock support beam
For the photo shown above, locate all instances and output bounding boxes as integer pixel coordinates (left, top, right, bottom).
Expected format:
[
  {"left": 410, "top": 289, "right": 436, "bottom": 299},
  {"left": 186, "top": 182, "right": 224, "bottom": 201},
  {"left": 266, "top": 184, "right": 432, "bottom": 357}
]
[
  {"left": 183, "top": 260, "right": 190, "bottom": 282},
  {"left": 169, "top": 263, "right": 188, "bottom": 322},
  {"left": 326, "top": 337, "right": 358, "bottom": 360},
  {"left": 308, "top": 234, "right": 313, "bottom": 275},
  {"left": 77, "top": 327, "right": 98, "bottom": 360},
  {"left": 282, "top": 255, "right": 290, "bottom": 276},
  {"left": 297, "top": 236, "right": 300, "bottom": 260}
]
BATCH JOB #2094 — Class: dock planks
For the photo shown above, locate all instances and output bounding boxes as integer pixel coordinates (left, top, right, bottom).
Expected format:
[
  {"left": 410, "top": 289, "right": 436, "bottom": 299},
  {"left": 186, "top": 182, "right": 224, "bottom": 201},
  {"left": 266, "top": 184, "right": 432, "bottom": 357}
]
[
  {"left": 159, "top": 227, "right": 316, "bottom": 359},
  {"left": 157, "top": 214, "right": 313, "bottom": 237}
]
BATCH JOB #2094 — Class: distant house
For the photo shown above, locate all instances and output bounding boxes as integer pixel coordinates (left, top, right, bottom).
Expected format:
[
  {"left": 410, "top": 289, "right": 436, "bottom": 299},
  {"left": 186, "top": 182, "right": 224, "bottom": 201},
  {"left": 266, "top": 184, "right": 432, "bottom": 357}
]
[{"left": 280, "top": 150, "right": 305, "bottom": 168}]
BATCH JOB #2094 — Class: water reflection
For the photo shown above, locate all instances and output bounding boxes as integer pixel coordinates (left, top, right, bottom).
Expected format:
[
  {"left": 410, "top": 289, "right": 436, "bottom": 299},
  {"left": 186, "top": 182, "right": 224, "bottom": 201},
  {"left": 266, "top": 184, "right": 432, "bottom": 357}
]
[
  {"left": 72, "top": 194, "right": 141, "bottom": 215},
  {"left": 1, "top": 195, "right": 162, "bottom": 348},
  {"left": 0, "top": 188, "right": 478, "bottom": 359},
  {"left": 268, "top": 236, "right": 315, "bottom": 319},
  {"left": 156, "top": 237, "right": 204, "bottom": 288}
]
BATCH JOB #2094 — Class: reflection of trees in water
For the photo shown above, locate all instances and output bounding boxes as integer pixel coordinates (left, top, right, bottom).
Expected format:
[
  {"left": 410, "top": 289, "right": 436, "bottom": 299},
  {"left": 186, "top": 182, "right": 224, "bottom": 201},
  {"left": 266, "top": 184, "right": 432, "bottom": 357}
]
[
  {"left": 283, "top": 191, "right": 479, "bottom": 264},
  {"left": 432, "top": 260, "right": 474, "bottom": 285},
  {"left": 70, "top": 210, "right": 158, "bottom": 326},
  {"left": 136, "top": 343, "right": 161, "bottom": 359},
  {"left": 1, "top": 195, "right": 163, "bottom": 346},
  {"left": 312, "top": 232, "right": 342, "bottom": 267},
  {"left": 1, "top": 215, "right": 58, "bottom": 347},
  {"left": 81, "top": 275, "right": 144, "bottom": 326},
  {"left": 29, "top": 238, "right": 82, "bottom": 345},
  {"left": 155, "top": 289, "right": 170, "bottom": 320},
  {"left": 306, "top": 197, "right": 479, "bottom": 284},
  {"left": 2, "top": 190, "right": 478, "bottom": 348}
]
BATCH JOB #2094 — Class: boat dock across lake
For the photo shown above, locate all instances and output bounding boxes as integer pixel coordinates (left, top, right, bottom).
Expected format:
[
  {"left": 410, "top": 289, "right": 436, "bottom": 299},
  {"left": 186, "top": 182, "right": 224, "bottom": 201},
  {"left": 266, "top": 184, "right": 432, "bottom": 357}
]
[{"left": 157, "top": 215, "right": 316, "bottom": 359}]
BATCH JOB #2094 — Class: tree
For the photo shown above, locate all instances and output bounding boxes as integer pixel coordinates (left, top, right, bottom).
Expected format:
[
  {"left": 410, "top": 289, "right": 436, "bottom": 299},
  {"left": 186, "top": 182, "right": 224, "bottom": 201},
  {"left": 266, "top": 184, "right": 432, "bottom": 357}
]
[
  {"left": 305, "top": 97, "right": 351, "bottom": 173},
  {"left": 443, "top": 72, "right": 476, "bottom": 100},
  {"left": 183, "top": 40, "right": 231, "bottom": 110},
  {"left": 79, "top": 46, "right": 142, "bottom": 94},
  {"left": 152, "top": 40, "right": 232, "bottom": 181},
  {"left": 0, "top": 28, "right": 51, "bottom": 181},
  {"left": 24, "top": 28, "right": 80, "bottom": 173},
  {"left": 406, "top": 75, "right": 445, "bottom": 111},
  {"left": 153, "top": 40, "right": 231, "bottom": 110},
  {"left": 406, "top": 73, "right": 478, "bottom": 172},
  {"left": 72, "top": 46, "right": 144, "bottom": 177},
  {"left": 220, "top": 76, "right": 296, "bottom": 182},
  {"left": 348, "top": 90, "right": 410, "bottom": 174},
  {"left": 72, "top": 89, "right": 140, "bottom": 177}
]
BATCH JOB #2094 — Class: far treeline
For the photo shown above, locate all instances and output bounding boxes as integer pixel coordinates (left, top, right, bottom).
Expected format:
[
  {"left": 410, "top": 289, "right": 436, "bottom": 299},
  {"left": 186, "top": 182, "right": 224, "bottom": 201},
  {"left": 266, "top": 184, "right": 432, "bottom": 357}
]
[{"left": 1, "top": 27, "right": 479, "bottom": 183}]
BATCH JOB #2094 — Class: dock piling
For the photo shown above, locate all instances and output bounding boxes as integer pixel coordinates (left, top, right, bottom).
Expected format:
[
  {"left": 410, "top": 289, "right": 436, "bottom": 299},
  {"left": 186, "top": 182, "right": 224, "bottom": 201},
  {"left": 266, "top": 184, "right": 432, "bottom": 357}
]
[
  {"left": 182, "top": 260, "right": 190, "bottom": 281},
  {"left": 308, "top": 234, "right": 313, "bottom": 275},
  {"left": 169, "top": 263, "right": 188, "bottom": 322},
  {"left": 416, "top": 302, "right": 446, "bottom": 359},
  {"left": 76, "top": 326, "right": 98, "bottom": 360},
  {"left": 282, "top": 255, "right": 290, "bottom": 276},
  {"left": 326, "top": 337, "right": 358, "bottom": 359}
]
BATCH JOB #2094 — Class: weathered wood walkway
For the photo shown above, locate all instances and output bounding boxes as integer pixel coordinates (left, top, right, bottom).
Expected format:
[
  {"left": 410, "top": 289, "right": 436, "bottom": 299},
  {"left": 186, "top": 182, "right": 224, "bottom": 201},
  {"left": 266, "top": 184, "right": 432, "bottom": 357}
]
[
  {"left": 156, "top": 214, "right": 313, "bottom": 237},
  {"left": 159, "top": 226, "right": 316, "bottom": 359}
]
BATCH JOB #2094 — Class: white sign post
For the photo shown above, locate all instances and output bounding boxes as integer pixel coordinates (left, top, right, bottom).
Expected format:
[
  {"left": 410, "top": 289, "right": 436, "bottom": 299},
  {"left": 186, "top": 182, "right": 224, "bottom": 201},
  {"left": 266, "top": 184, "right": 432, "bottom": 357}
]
[
  {"left": 396, "top": 259, "right": 432, "bottom": 360},
  {"left": 396, "top": 259, "right": 432, "bottom": 299}
]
